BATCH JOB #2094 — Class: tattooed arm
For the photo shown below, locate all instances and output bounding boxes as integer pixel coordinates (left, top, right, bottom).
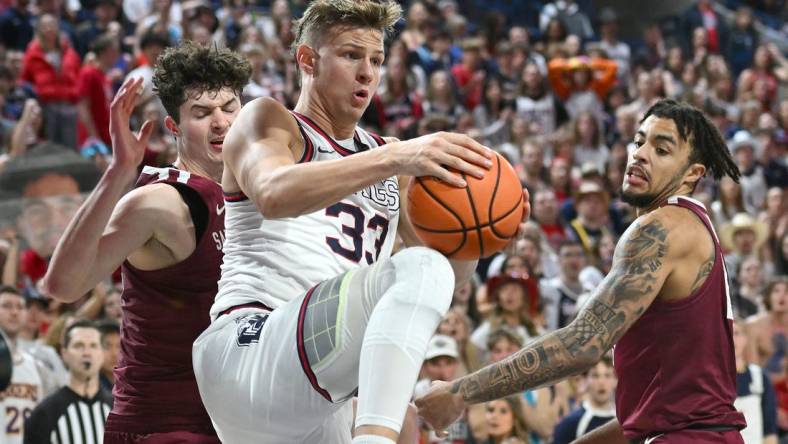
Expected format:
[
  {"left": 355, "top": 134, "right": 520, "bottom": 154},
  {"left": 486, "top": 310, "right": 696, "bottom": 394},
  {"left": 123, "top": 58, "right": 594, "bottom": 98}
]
[{"left": 416, "top": 213, "right": 676, "bottom": 430}]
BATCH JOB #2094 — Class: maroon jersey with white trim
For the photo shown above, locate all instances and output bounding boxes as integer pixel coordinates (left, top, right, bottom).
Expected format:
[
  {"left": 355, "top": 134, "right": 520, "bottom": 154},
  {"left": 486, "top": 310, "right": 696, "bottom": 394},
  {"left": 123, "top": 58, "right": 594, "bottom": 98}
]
[
  {"left": 106, "top": 166, "right": 223, "bottom": 435},
  {"left": 613, "top": 196, "right": 746, "bottom": 440}
]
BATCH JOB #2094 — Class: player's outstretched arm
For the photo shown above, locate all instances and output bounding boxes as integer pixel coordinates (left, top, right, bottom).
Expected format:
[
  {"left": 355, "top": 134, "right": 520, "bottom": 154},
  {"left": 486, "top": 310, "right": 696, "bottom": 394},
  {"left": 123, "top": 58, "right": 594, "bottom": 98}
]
[
  {"left": 224, "top": 98, "right": 493, "bottom": 219},
  {"left": 42, "top": 78, "right": 160, "bottom": 302},
  {"left": 416, "top": 212, "right": 677, "bottom": 431}
]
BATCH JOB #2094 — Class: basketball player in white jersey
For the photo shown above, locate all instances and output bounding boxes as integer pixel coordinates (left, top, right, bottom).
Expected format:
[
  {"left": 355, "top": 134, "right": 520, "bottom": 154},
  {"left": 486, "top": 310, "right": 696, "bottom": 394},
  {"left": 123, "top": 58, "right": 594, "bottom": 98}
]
[
  {"left": 191, "top": 1, "right": 527, "bottom": 443},
  {"left": 0, "top": 287, "right": 51, "bottom": 444}
]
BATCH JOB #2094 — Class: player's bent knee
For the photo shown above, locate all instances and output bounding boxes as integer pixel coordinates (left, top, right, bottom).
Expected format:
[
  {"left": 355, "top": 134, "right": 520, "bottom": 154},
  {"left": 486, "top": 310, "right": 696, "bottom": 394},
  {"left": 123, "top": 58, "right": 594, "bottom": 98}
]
[{"left": 391, "top": 246, "right": 455, "bottom": 315}]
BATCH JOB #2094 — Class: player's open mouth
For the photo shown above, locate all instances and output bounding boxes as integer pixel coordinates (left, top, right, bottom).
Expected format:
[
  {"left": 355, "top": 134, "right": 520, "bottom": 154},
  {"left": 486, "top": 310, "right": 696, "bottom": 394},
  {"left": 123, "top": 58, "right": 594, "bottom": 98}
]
[
  {"left": 625, "top": 165, "right": 648, "bottom": 186},
  {"left": 353, "top": 90, "right": 369, "bottom": 99},
  {"left": 210, "top": 139, "right": 224, "bottom": 150}
]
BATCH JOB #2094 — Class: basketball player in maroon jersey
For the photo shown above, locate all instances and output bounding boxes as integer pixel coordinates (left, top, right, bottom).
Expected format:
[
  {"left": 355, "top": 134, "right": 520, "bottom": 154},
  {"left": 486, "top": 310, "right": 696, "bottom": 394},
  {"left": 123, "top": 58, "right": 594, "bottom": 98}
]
[
  {"left": 41, "top": 43, "right": 251, "bottom": 443},
  {"left": 417, "top": 99, "right": 748, "bottom": 444}
]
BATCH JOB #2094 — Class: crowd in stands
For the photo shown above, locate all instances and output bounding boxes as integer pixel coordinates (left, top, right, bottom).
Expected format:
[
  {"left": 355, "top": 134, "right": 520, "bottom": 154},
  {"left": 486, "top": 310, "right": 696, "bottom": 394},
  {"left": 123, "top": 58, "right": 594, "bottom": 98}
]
[{"left": 0, "top": 0, "right": 786, "bottom": 443}]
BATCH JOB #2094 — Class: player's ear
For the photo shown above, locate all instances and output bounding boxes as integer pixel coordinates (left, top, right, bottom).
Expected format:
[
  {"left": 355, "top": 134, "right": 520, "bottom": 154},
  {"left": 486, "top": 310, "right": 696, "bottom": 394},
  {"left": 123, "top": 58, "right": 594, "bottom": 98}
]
[
  {"left": 296, "top": 45, "right": 318, "bottom": 76},
  {"left": 164, "top": 116, "right": 179, "bottom": 136},
  {"left": 684, "top": 162, "right": 706, "bottom": 187}
]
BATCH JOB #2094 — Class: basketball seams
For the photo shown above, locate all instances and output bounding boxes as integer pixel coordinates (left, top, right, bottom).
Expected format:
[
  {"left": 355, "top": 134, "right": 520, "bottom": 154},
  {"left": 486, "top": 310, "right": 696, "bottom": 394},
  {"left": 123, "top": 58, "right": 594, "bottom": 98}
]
[
  {"left": 462, "top": 172, "right": 485, "bottom": 257},
  {"left": 411, "top": 197, "right": 523, "bottom": 235},
  {"left": 414, "top": 177, "right": 468, "bottom": 257}
]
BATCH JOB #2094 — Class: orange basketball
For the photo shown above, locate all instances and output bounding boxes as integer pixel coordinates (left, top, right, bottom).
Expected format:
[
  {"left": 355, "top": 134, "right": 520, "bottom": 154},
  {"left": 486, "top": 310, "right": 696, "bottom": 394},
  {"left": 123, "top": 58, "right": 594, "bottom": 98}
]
[{"left": 407, "top": 151, "right": 525, "bottom": 260}]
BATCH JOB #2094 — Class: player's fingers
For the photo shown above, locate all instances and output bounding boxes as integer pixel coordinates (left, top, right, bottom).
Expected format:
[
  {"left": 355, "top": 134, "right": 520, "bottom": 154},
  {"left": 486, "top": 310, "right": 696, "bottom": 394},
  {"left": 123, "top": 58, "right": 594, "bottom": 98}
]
[
  {"left": 444, "top": 142, "right": 493, "bottom": 170},
  {"left": 436, "top": 151, "right": 486, "bottom": 180},
  {"left": 137, "top": 119, "right": 155, "bottom": 146},
  {"left": 438, "top": 132, "right": 493, "bottom": 158},
  {"left": 123, "top": 78, "right": 144, "bottom": 113},
  {"left": 431, "top": 164, "right": 467, "bottom": 188},
  {"left": 111, "top": 77, "right": 136, "bottom": 108}
]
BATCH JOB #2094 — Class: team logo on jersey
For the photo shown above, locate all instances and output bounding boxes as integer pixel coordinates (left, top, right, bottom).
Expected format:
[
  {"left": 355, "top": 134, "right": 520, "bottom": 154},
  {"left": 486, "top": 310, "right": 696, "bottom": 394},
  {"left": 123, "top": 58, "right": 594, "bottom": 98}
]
[
  {"left": 359, "top": 177, "right": 399, "bottom": 212},
  {"left": 235, "top": 313, "right": 269, "bottom": 346}
]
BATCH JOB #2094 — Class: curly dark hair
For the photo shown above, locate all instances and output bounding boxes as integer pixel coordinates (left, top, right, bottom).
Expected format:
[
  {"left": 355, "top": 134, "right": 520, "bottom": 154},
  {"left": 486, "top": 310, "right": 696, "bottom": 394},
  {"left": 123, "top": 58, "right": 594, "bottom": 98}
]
[{"left": 153, "top": 42, "right": 251, "bottom": 123}]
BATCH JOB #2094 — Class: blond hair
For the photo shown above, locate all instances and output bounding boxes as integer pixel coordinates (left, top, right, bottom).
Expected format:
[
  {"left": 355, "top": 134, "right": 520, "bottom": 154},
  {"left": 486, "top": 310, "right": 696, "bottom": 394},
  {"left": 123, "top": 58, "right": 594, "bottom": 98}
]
[{"left": 291, "top": 0, "right": 402, "bottom": 54}]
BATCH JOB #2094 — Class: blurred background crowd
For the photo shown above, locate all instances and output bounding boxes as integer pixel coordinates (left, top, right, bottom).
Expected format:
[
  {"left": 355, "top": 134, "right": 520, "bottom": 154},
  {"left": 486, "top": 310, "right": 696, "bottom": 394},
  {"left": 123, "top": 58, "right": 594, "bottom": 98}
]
[{"left": 0, "top": 0, "right": 785, "bottom": 443}]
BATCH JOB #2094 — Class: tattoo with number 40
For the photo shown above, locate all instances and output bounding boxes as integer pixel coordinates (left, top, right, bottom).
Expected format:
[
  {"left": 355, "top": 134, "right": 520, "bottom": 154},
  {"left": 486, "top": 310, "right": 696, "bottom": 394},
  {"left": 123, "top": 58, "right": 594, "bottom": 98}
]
[{"left": 451, "top": 219, "right": 669, "bottom": 403}]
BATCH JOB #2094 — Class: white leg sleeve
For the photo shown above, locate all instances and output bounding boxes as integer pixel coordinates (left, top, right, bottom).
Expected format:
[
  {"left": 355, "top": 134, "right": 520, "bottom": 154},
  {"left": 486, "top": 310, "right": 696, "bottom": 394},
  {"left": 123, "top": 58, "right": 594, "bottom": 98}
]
[{"left": 354, "top": 246, "right": 455, "bottom": 433}]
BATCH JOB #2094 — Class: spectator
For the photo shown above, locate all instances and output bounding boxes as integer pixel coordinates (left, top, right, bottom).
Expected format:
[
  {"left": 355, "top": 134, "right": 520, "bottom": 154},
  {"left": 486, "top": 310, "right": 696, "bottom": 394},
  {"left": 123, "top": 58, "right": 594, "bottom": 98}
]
[
  {"left": 20, "top": 14, "right": 81, "bottom": 150},
  {"left": 481, "top": 396, "right": 530, "bottom": 444},
  {"left": 451, "top": 37, "right": 485, "bottom": 110},
  {"left": 593, "top": 8, "right": 630, "bottom": 80},
  {"left": 711, "top": 176, "right": 747, "bottom": 228},
  {"left": 572, "top": 111, "right": 609, "bottom": 173},
  {"left": 547, "top": 55, "right": 617, "bottom": 121},
  {"left": 96, "top": 319, "right": 119, "bottom": 392},
  {"left": 721, "top": 212, "right": 769, "bottom": 274},
  {"left": 423, "top": 70, "right": 463, "bottom": 123},
  {"left": 470, "top": 272, "right": 539, "bottom": 353},
  {"left": 472, "top": 75, "right": 513, "bottom": 148},
  {"left": 531, "top": 188, "right": 567, "bottom": 252},
  {"left": 0, "top": 286, "right": 55, "bottom": 444},
  {"left": 746, "top": 277, "right": 788, "bottom": 377},
  {"left": 733, "top": 256, "right": 767, "bottom": 318},
  {"left": 548, "top": 156, "right": 573, "bottom": 205},
  {"left": 566, "top": 181, "right": 615, "bottom": 266},
  {"left": 539, "top": 0, "right": 593, "bottom": 42},
  {"left": 726, "top": 6, "right": 759, "bottom": 79},
  {"left": 516, "top": 61, "right": 568, "bottom": 136},
  {"left": 733, "top": 318, "right": 778, "bottom": 444},
  {"left": 540, "top": 240, "right": 587, "bottom": 331},
  {"left": 76, "top": 33, "right": 120, "bottom": 152},
  {"left": 0, "top": 0, "right": 34, "bottom": 51},
  {"left": 680, "top": 0, "right": 729, "bottom": 55},
  {"left": 518, "top": 141, "right": 549, "bottom": 192},
  {"left": 73, "top": 0, "right": 120, "bottom": 58},
  {"left": 437, "top": 308, "right": 479, "bottom": 375},
  {"left": 552, "top": 356, "right": 617, "bottom": 444},
  {"left": 123, "top": 30, "right": 169, "bottom": 108},
  {"left": 729, "top": 130, "right": 768, "bottom": 213},
  {"left": 23, "top": 320, "right": 112, "bottom": 444},
  {"left": 138, "top": 99, "right": 175, "bottom": 170},
  {"left": 371, "top": 55, "right": 423, "bottom": 139}
]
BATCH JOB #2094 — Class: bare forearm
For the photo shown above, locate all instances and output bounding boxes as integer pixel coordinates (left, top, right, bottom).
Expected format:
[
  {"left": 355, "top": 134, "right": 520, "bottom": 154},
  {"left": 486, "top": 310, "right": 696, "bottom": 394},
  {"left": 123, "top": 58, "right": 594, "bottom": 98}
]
[
  {"left": 450, "top": 219, "right": 670, "bottom": 404},
  {"left": 449, "top": 326, "right": 594, "bottom": 403},
  {"left": 42, "top": 166, "right": 136, "bottom": 301},
  {"left": 250, "top": 149, "right": 396, "bottom": 218},
  {"left": 571, "top": 419, "right": 626, "bottom": 444}
]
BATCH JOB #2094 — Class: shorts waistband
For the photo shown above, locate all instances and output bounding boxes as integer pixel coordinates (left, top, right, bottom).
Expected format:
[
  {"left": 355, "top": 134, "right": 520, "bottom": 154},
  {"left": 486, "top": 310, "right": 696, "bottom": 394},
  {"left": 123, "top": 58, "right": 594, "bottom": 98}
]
[
  {"left": 630, "top": 424, "right": 740, "bottom": 444},
  {"left": 218, "top": 302, "right": 272, "bottom": 317}
]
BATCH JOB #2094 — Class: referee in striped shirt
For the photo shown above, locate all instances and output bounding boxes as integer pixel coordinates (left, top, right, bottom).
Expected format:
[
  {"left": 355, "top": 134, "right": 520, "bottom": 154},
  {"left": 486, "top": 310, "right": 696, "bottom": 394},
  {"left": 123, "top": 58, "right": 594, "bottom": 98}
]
[{"left": 24, "top": 320, "right": 112, "bottom": 444}]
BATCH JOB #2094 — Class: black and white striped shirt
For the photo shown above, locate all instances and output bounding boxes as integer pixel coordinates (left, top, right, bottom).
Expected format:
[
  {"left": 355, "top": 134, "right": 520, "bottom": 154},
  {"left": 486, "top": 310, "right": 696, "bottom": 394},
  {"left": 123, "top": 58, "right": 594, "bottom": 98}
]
[{"left": 23, "top": 386, "right": 112, "bottom": 444}]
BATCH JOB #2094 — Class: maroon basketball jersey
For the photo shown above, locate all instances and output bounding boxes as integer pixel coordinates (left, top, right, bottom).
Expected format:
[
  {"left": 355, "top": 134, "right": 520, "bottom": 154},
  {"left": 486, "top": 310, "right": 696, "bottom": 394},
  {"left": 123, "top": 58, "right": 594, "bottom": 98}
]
[
  {"left": 613, "top": 196, "right": 746, "bottom": 440},
  {"left": 106, "top": 166, "right": 224, "bottom": 436}
]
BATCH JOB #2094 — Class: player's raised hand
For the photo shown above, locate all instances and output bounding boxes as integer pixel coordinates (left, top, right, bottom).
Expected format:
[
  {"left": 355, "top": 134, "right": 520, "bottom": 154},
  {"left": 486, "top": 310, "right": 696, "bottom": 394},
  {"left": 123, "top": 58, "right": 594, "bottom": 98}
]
[
  {"left": 109, "top": 77, "right": 154, "bottom": 171},
  {"left": 386, "top": 132, "right": 494, "bottom": 188},
  {"left": 414, "top": 380, "right": 466, "bottom": 436}
]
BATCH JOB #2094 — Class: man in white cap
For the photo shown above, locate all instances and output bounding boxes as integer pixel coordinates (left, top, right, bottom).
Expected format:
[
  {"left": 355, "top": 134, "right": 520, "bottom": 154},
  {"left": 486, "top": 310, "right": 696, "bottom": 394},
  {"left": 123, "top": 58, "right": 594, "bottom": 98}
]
[
  {"left": 415, "top": 335, "right": 460, "bottom": 399},
  {"left": 729, "top": 130, "right": 767, "bottom": 213}
]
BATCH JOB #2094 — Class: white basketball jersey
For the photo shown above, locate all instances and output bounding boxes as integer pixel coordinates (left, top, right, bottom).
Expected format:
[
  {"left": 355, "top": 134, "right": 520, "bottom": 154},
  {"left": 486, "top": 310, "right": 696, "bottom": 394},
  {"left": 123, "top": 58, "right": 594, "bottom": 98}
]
[
  {"left": 0, "top": 352, "right": 43, "bottom": 444},
  {"left": 211, "top": 111, "right": 400, "bottom": 318}
]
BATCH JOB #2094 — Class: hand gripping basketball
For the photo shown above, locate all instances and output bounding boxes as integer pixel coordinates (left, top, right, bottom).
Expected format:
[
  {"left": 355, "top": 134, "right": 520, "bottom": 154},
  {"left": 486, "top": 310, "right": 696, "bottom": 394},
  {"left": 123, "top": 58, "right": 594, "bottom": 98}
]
[{"left": 407, "top": 151, "right": 529, "bottom": 260}]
